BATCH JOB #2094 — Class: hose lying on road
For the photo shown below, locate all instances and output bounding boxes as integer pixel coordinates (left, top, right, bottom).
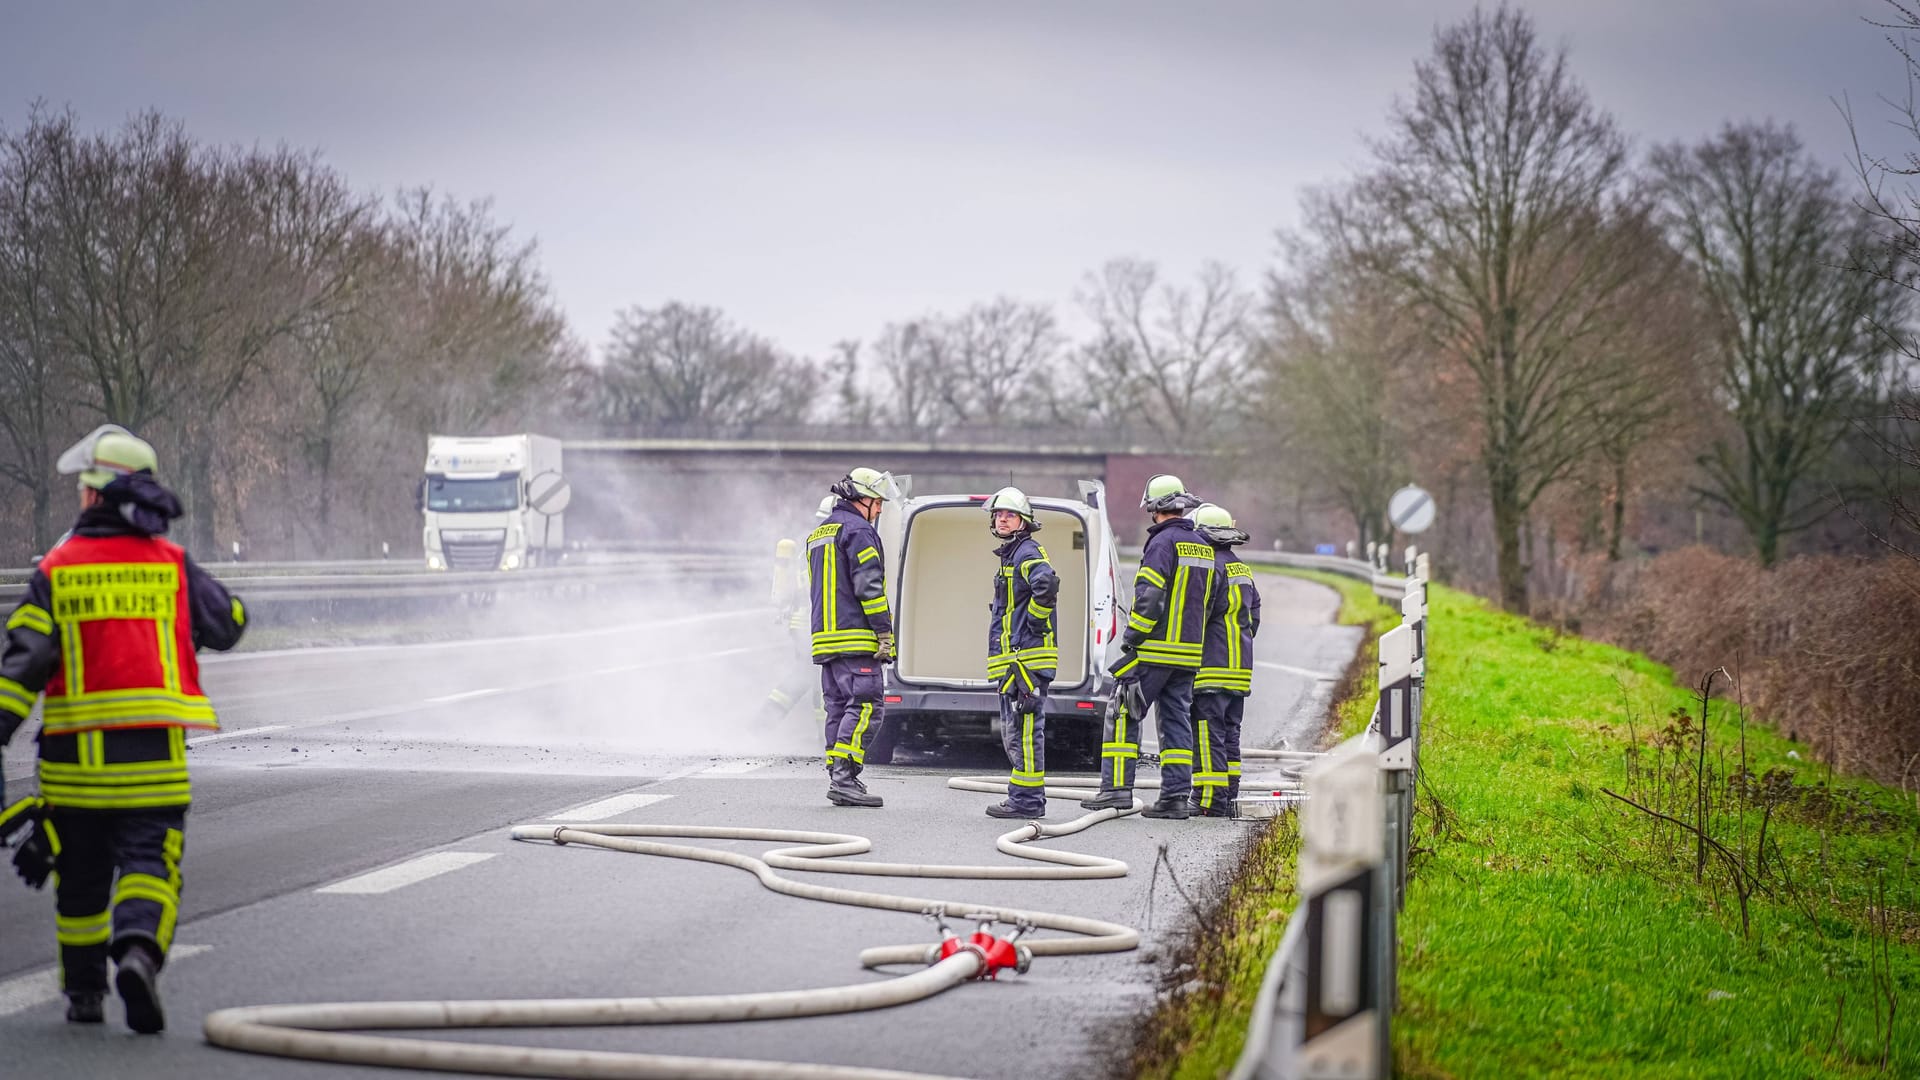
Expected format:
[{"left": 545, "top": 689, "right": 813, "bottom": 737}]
[{"left": 203, "top": 778, "right": 1150, "bottom": 1080}]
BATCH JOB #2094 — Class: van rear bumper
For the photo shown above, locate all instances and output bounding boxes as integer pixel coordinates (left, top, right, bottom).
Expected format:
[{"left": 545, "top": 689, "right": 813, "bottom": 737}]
[{"left": 882, "top": 684, "right": 1110, "bottom": 719}]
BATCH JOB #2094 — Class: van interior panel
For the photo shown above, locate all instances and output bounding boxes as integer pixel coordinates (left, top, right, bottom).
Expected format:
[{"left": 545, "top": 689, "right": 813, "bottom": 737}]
[{"left": 896, "top": 505, "right": 1089, "bottom": 688}]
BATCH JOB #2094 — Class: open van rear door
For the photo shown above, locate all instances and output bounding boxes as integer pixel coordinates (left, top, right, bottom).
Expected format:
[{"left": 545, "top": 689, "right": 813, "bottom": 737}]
[{"left": 1079, "top": 479, "right": 1121, "bottom": 678}]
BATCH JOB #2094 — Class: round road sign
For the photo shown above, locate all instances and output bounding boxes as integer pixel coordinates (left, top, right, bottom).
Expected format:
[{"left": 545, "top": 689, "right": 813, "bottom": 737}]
[
  {"left": 1388, "top": 485, "right": 1435, "bottom": 535},
  {"left": 528, "top": 470, "right": 572, "bottom": 515}
]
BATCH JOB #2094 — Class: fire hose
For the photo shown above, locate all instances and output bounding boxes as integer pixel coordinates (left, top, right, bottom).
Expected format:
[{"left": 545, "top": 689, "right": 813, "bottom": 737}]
[{"left": 203, "top": 759, "right": 1314, "bottom": 1079}]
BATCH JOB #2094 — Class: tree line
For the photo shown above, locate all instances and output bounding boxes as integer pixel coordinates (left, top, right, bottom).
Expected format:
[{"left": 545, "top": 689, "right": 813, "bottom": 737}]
[{"left": 1, "top": 4, "right": 1915, "bottom": 617}]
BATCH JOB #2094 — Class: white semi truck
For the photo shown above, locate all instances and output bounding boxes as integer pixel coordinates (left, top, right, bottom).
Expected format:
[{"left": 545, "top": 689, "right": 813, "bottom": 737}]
[{"left": 420, "top": 434, "right": 568, "bottom": 571}]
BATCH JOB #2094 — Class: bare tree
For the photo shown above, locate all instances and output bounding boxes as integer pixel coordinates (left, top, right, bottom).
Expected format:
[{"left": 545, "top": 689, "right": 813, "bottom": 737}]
[
  {"left": 1072, "top": 258, "right": 1251, "bottom": 447},
  {"left": 1329, "top": 6, "right": 1656, "bottom": 612},
  {"left": 1651, "top": 122, "right": 1905, "bottom": 566},
  {"left": 870, "top": 320, "right": 940, "bottom": 435},
  {"left": 920, "top": 298, "right": 1062, "bottom": 428},
  {"left": 598, "top": 301, "right": 817, "bottom": 432},
  {"left": 0, "top": 108, "right": 79, "bottom": 550},
  {"left": 1257, "top": 234, "right": 1414, "bottom": 548}
]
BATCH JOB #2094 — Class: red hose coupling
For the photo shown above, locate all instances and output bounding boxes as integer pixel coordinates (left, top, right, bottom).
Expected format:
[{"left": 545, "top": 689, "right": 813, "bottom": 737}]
[{"left": 923, "top": 912, "right": 1034, "bottom": 980}]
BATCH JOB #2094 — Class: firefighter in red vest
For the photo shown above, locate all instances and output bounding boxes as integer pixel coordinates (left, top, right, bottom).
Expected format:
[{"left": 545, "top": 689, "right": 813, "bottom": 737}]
[{"left": 0, "top": 425, "right": 246, "bottom": 1033}]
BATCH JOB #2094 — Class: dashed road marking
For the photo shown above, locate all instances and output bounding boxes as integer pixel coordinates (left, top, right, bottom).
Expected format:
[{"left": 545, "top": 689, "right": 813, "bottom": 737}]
[
  {"left": 548, "top": 793, "right": 674, "bottom": 821},
  {"left": 0, "top": 944, "right": 211, "bottom": 1018},
  {"left": 316, "top": 852, "right": 496, "bottom": 895},
  {"left": 1255, "top": 661, "right": 1342, "bottom": 681},
  {"left": 424, "top": 688, "right": 506, "bottom": 704},
  {"left": 187, "top": 724, "right": 291, "bottom": 747}
]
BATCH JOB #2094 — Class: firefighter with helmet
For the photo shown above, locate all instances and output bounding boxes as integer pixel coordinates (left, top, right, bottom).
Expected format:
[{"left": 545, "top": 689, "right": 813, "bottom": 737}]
[
  {"left": 1190, "top": 503, "right": 1260, "bottom": 817},
  {"left": 1082, "top": 473, "right": 1214, "bottom": 819},
  {"left": 982, "top": 487, "right": 1059, "bottom": 819},
  {"left": 809, "top": 468, "right": 896, "bottom": 807},
  {"left": 759, "top": 495, "right": 835, "bottom": 728},
  {"left": 0, "top": 425, "right": 246, "bottom": 1032}
]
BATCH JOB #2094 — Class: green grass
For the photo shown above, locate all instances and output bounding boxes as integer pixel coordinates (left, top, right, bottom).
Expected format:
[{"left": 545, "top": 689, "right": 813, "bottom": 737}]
[
  {"left": 1133, "top": 570, "right": 1920, "bottom": 1079},
  {"left": 1400, "top": 586, "right": 1920, "bottom": 1079}
]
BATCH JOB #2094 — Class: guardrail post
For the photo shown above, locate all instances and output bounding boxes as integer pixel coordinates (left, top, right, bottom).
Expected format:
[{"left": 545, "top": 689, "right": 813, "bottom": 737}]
[
  {"left": 1294, "top": 742, "right": 1387, "bottom": 1079},
  {"left": 1401, "top": 545, "right": 1416, "bottom": 577},
  {"left": 1414, "top": 553, "right": 1430, "bottom": 582}
]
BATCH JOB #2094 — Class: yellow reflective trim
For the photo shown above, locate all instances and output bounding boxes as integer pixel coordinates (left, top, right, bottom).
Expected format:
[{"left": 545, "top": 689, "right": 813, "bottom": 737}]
[
  {"left": 849, "top": 702, "right": 873, "bottom": 763},
  {"left": 857, "top": 547, "right": 880, "bottom": 564},
  {"left": 1136, "top": 566, "right": 1165, "bottom": 589},
  {"left": 7, "top": 603, "right": 52, "bottom": 636},
  {"left": 230, "top": 597, "right": 247, "bottom": 626}
]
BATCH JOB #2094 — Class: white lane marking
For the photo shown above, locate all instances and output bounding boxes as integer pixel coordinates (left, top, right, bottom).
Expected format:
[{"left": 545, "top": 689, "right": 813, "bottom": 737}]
[
  {"left": 187, "top": 724, "right": 291, "bottom": 747},
  {"left": 424, "top": 688, "right": 505, "bottom": 705},
  {"left": 203, "top": 607, "right": 760, "bottom": 664},
  {"left": 0, "top": 944, "right": 211, "bottom": 1018},
  {"left": 1255, "top": 660, "right": 1342, "bottom": 681},
  {"left": 695, "top": 761, "right": 767, "bottom": 776},
  {"left": 548, "top": 793, "right": 674, "bottom": 821},
  {"left": 315, "top": 852, "right": 496, "bottom": 895},
  {"left": 587, "top": 646, "right": 755, "bottom": 678}
]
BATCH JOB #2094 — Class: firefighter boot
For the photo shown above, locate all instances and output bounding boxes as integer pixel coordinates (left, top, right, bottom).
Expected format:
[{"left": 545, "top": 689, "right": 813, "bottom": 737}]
[
  {"left": 1141, "top": 795, "right": 1191, "bottom": 820},
  {"left": 65, "top": 992, "right": 104, "bottom": 1024},
  {"left": 114, "top": 942, "right": 165, "bottom": 1034},
  {"left": 1079, "top": 789, "right": 1132, "bottom": 811},
  {"left": 826, "top": 761, "right": 882, "bottom": 808},
  {"left": 985, "top": 800, "right": 1045, "bottom": 819}
]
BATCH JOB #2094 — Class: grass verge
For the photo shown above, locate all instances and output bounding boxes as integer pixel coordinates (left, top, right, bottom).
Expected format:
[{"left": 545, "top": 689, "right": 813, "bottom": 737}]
[
  {"left": 1132, "top": 571, "right": 1920, "bottom": 1078},
  {"left": 1399, "top": 585, "right": 1920, "bottom": 1078}
]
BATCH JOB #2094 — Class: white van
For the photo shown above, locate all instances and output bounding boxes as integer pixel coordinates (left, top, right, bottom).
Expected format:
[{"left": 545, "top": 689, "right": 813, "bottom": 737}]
[{"left": 866, "top": 479, "right": 1123, "bottom": 765}]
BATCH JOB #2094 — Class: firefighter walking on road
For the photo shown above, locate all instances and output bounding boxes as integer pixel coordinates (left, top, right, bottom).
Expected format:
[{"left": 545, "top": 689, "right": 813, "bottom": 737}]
[
  {"left": 810, "top": 468, "right": 896, "bottom": 808},
  {"left": 0, "top": 425, "right": 246, "bottom": 1033},
  {"left": 1082, "top": 474, "right": 1214, "bottom": 819},
  {"left": 759, "top": 496, "right": 834, "bottom": 728},
  {"left": 1190, "top": 503, "right": 1260, "bottom": 818},
  {"left": 982, "top": 487, "right": 1058, "bottom": 819}
]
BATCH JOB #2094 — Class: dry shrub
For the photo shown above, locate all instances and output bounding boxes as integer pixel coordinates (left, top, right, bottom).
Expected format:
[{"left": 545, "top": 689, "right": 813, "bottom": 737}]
[{"left": 1558, "top": 548, "right": 1920, "bottom": 785}]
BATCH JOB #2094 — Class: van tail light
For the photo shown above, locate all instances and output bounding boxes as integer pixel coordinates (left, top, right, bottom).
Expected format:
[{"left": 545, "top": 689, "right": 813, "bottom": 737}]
[
  {"left": 1077, "top": 701, "right": 1098, "bottom": 709},
  {"left": 885, "top": 695, "right": 903, "bottom": 703}
]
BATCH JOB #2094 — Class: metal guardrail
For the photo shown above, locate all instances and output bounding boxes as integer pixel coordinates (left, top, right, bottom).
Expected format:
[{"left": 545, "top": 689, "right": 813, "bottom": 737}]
[
  {"left": 1237, "top": 550, "right": 1411, "bottom": 604},
  {"left": 1232, "top": 571, "right": 1429, "bottom": 1080},
  {"left": 0, "top": 554, "right": 760, "bottom": 606}
]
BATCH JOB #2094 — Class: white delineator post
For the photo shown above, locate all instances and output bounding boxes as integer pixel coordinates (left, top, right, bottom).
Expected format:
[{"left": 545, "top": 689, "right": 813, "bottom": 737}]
[{"left": 1294, "top": 743, "right": 1386, "bottom": 1078}]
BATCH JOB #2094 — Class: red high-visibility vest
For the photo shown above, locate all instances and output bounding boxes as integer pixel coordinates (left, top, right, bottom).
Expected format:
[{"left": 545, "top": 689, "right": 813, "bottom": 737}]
[{"left": 37, "top": 534, "right": 216, "bottom": 736}]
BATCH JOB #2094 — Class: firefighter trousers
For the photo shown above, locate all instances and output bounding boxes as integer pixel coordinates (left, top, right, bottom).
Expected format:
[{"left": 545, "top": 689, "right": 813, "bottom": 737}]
[
  {"left": 998, "top": 677, "right": 1050, "bottom": 812},
  {"left": 820, "top": 656, "right": 885, "bottom": 769},
  {"left": 1193, "top": 692, "right": 1245, "bottom": 812},
  {"left": 1095, "top": 666, "right": 1196, "bottom": 802},
  {"left": 47, "top": 806, "right": 185, "bottom": 995}
]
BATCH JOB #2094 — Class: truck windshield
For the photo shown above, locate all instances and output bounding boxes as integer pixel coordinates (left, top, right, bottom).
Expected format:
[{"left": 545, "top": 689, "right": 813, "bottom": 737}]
[{"left": 425, "top": 474, "right": 520, "bottom": 513}]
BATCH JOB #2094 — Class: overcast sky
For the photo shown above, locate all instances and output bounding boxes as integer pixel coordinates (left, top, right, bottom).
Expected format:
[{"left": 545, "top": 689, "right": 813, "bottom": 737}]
[{"left": 0, "top": 0, "right": 1904, "bottom": 360}]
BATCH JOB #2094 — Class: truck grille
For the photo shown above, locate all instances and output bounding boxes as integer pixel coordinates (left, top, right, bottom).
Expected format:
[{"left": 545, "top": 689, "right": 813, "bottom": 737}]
[{"left": 442, "top": 537, "right": 506, "bottom": 570}]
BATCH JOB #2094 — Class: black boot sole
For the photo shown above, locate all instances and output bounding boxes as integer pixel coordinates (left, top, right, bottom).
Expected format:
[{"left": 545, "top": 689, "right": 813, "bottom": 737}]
[
  {"left": 1140, "top": 807, "right": 1191, "bottom": 820},
  {"left": 826, "top": 791, "right": 883, "bottom": 808},
  {"left": 115, "top": 963, "right": 165, "bottom": 1034},
  {"left": 985, "top": 807, "right": 1044, "bottom": 819}
]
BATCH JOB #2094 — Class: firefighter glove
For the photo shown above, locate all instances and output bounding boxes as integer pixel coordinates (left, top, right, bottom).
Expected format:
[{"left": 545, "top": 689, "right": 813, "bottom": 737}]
[
  {"left": 11, "top": 815, "right": 54, "bottom": 890},
  {"left": 874, "top": 632, "right": 896, "bottom": 663}
]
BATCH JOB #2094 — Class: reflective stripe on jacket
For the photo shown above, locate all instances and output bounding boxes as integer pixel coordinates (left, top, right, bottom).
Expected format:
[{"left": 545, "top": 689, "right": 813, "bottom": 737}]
[
  {"left": 987, "top": 533, "right": 1058, "bottom": 686},
  {"left": 808, "top": 504, "right": 893, "bottom": 662},
  {"left": 1115, "top": 517, "right": 1215, "bottom": 676},
  {"left": 1196, "top": 553, "right": 1261, "bottom": 694}
]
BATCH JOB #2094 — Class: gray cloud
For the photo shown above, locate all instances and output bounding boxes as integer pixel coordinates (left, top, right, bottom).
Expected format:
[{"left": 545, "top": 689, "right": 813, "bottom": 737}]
[{"left": 1, "top": 0, "right": 1900, "bottom": 359}]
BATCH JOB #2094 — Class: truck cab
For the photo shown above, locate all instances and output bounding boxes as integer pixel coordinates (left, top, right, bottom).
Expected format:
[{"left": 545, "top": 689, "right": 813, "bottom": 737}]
[
  {"left": 871, "top": 479, "right": 1122, "bottom": 765},
  {"left": 421, "top": 434, "right": 566, "bottom": 571}
]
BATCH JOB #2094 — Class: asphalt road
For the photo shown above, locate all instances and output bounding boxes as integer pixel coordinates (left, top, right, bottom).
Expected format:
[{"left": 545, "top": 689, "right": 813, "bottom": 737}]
[{"left": 0, "top": 573, "right": 1360, "bottom": 1080}]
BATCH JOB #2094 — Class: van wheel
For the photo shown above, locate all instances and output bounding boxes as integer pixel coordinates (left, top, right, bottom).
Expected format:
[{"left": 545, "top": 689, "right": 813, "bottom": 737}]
[{"left": 864, "top": 717, "right": 898, "bottom": 766}]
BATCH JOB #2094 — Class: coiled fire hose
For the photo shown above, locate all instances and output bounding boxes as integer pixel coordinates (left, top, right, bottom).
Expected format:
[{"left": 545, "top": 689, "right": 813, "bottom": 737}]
[{"left": 204, "top": 758, "right": 1312, "bottom": 1079}]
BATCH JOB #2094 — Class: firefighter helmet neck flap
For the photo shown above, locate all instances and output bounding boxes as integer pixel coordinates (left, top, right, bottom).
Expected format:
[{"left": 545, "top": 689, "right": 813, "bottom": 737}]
[
  {"left": 1140, "top": 474, "right": 1201, "bottom": 516},
  {"left": 1192, "top": 502, "right": 1249, "bottom": 547}
]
